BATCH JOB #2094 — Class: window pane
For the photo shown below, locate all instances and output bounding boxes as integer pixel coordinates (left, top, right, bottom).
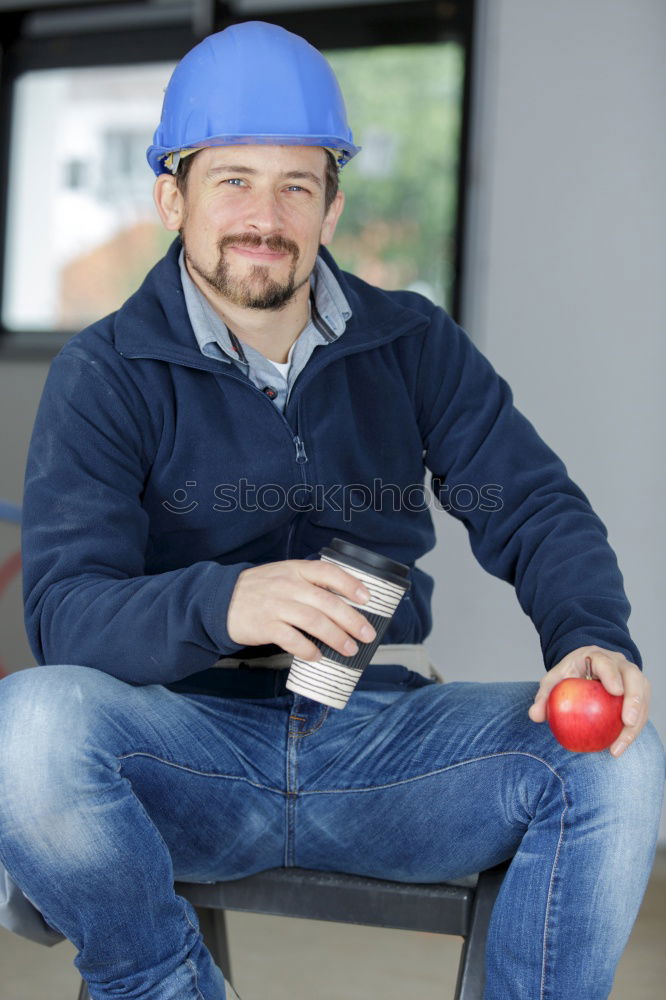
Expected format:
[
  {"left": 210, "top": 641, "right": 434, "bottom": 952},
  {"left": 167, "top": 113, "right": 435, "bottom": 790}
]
[
  {"left": 327, "top": 43, "right": 463, "bottom": 309},
  {"left": 3, "top": 64, "right": 173, "bottom": 332},
  {"left": 2, "top": 42, "right": 463, "bottom": 333}
]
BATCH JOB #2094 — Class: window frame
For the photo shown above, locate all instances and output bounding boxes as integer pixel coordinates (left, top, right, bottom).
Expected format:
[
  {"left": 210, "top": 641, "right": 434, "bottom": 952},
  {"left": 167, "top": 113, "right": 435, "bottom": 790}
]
[{"left": 0, "top": 0, "right": 476, "bottom": 358}]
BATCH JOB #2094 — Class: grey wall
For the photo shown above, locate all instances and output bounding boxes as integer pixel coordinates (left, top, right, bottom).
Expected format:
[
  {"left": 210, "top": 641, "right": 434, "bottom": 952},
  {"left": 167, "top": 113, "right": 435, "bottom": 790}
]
[
  {"left": 421, "top": 0, "right": 666, "bottom": 839},
  {"left": 1, "top": 0, "right": 664, "bottom": 834}
]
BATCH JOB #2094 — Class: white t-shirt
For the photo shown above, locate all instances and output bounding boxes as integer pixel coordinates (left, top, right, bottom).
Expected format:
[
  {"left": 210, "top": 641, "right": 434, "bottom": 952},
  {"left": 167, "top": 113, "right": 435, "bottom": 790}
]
[{"left": 265, "top": 328, "right": 299, "bottom": 379}]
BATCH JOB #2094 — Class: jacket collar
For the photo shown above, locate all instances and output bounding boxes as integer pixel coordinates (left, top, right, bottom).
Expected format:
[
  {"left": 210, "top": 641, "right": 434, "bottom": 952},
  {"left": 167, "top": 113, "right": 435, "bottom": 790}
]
[{"left": 113, "top": 238, "right": 429, "bottom": 372}]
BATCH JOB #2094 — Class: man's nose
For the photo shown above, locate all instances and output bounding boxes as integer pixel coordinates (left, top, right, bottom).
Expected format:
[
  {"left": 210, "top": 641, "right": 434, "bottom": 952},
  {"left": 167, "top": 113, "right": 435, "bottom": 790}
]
[{"left": 243, "top": 190, "right": 284, "bottom": 235}]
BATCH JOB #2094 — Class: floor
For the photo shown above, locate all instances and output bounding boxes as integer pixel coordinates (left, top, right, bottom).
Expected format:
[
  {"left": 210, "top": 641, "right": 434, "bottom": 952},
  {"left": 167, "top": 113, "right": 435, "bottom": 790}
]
[{"left": 1, "top": 850, "right": 664, "bottom": 999}]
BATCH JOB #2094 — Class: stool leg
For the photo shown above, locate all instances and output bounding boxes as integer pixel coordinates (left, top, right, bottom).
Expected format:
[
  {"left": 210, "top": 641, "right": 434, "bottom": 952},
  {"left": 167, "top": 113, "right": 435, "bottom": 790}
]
[
  {"left": 454, "top": 862, "right": 508, "bottom": 1000},
  {"left": 197, "top": 906, "right": 233, "bottom": 982}
]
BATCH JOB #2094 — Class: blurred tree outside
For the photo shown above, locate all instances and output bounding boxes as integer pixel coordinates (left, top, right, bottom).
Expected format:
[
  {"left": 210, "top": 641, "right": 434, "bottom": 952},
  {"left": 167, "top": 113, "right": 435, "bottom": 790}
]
[{"left": 328, "top": 43, "right": 464, "bottom": 309}]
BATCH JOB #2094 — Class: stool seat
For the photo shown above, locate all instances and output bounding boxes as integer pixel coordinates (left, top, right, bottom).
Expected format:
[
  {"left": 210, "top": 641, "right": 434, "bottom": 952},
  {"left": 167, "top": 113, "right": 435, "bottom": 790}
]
[{"left": 177, "top": 866, "right": 479, "bottom": 935}]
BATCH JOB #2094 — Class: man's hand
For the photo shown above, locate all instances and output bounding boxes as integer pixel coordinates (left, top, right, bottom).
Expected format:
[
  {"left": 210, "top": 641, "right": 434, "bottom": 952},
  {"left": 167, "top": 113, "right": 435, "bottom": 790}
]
[
  {"left": 226, "top": 559, "right": 375, "bottom": 661},
  {"left": 528, "top": 645, "right": 650, "bottom": 757}
]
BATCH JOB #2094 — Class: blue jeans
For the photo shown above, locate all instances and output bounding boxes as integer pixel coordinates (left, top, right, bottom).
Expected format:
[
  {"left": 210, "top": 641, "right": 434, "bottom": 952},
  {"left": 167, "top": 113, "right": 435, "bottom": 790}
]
[{"left": 0, "top": 663, "right": 663, "bottom": 1000}]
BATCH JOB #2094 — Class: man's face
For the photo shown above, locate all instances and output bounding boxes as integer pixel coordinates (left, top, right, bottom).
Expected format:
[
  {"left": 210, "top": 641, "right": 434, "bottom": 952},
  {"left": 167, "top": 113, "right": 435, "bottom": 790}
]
[{"left": 157, "top": 144, "right": 344, "bottom": 311}]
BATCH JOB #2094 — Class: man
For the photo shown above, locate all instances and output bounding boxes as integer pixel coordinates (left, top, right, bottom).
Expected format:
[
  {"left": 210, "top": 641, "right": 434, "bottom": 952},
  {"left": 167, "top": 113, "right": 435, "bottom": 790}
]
[{"left": 0, "top": 20, "right": 663, "bottom": 1000}]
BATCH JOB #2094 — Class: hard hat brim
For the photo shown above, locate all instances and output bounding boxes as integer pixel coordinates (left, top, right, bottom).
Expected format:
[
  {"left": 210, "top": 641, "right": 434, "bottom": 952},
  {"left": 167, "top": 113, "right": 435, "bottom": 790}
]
[{"left": 147, "top": 134, "right": 361, "bottom": 176}]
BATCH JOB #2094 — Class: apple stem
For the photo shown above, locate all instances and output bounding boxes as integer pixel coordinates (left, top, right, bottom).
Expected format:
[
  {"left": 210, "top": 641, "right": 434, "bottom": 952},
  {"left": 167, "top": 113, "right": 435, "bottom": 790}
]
[{"left": 585, "top": 656, "right": 592, "bottom": 680}]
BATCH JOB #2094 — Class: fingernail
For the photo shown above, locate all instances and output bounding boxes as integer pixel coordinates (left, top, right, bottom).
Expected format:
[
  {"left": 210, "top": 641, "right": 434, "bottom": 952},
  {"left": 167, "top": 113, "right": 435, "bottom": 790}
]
[
  {"left": 356, "top": 587, "right": 369, "bottom": 602},
  {"left": 626, "top": 708, "right": 639, "bottom": 725},
  {"left": 344, "top": 639, "right": 358, "bottom": 655},
  {"left": 360, "top": 624, "right": 375, "bottom": 641}
]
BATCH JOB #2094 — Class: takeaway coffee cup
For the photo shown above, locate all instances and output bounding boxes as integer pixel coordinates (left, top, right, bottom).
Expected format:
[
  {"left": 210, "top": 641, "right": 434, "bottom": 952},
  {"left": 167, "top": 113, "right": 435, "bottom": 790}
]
[{"left": 286, "top": 537, "right": 411, "bottom": 709}]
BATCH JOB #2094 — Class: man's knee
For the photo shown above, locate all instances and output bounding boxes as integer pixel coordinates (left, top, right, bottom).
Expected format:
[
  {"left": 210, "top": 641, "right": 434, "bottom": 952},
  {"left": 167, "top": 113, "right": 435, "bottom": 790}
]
[
  {"left": 611, "top": 719, "right": 665, "bottom": 811},
  {"left": 559, "top": 719, "right": 665, "bottom": 843},
  {"left": 0, "top": 665, "right": 124, "bottom": 803}
]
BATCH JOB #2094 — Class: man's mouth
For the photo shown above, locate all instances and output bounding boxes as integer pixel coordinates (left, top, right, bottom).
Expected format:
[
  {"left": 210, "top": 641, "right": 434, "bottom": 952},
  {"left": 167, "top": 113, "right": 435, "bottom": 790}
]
[
  {"left": 219, "top": 233, "right": 299, "bottom": 265},
  {"left": 229, "top": 245, "right": 290, "bottom": 262}
]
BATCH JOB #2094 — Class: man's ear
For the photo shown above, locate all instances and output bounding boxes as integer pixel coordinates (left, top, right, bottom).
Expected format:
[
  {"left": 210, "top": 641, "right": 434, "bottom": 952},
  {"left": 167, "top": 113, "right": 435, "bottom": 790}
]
[
  {"left": 153, "top": 174, "right": 184, "bottom": 231},
  {"left": 320, "top": 190, "right": 345, "bottom": 247}
]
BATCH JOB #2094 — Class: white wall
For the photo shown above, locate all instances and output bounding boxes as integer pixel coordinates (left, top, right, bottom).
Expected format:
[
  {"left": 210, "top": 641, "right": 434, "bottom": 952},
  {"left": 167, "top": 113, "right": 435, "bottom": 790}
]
[{"left": 421, "top": 0, "right": 666, "bottom": 840}]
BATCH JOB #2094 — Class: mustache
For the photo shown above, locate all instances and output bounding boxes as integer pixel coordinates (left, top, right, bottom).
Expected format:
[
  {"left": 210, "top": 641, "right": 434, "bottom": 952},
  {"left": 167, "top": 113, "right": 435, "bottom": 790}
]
[{"left": 218, "top": 233, "right": 300, "bottom": 258}]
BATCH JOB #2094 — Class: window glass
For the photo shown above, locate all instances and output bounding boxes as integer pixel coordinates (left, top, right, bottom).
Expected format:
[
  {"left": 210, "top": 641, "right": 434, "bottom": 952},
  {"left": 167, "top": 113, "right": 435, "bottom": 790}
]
[
  {"left": 3, "top": 42, "right": 463, "bottom": 333},
  {"left": 328, "top": 44, "right": 463, "bottom": 308}
]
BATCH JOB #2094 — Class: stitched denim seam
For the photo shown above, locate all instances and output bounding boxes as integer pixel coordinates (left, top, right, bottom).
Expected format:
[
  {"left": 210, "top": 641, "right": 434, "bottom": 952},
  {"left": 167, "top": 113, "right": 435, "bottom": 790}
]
[
  {"left": 540, "top": 768, "right": 568, "bottom": 1000},
  {"left": 291, "top": 742, "right": 299, "bottom": 866},
  {"left": 296, "top": 750, "right": 564, "bottom": 794},
  {"left": 118, "top": 751, "right": 284, "bottom": 796},
  {"left": 185, "top": 958, "right": 205, "bottom": 1000},
  {"left": 295, "top": 748, "right": 568, "bottom": 1000},
  {"left": 290, "top": 707, "right": 330, "bottom": 737},
  {"left": 109, "top": 754, "right": 218, "bottom": 1000},
  {"left": 183, "top": 906, "right": 199, "bottom": 936}
]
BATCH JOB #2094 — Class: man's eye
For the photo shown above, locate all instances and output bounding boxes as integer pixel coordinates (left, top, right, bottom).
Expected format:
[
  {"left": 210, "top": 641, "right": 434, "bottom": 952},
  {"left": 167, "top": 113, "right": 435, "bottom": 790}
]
[
  {"left": 224, "top": 178, "right": 246, "bottom": 186},
  {"left": 286, "top": 185, "right": 306, "bottom": 193}
]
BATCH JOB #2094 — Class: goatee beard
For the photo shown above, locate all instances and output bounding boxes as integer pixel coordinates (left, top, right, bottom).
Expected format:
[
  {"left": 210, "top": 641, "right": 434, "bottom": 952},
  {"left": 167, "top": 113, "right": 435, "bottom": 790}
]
[{"left": 185, "top": 232, "right": 304, "bottom": 310}]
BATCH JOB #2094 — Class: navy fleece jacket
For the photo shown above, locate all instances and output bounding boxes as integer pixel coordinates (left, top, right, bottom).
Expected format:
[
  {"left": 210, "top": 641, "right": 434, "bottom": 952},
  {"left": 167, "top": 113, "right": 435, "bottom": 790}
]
[{"left": 22, "top": 240, "right": 641, "bottom": 685}]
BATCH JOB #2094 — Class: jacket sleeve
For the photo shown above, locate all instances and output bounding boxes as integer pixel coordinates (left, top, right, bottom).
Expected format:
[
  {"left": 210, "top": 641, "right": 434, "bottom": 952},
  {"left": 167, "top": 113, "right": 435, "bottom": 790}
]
[
  {"left": 22, "top": 348, "right": 251, "bottom": 684},
  {"left": 415, "top": 309, "right": 642, "bottom": 670}
]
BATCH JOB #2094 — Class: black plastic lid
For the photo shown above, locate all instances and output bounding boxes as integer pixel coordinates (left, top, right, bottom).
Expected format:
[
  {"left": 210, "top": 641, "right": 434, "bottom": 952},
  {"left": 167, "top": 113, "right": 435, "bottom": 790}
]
[{"left": 320, "top": 538, "right": 410, "bottom": 589}]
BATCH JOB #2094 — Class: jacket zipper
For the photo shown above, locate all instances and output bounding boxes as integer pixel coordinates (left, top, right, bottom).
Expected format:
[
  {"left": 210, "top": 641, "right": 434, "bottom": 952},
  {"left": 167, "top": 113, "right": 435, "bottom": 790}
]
[
  {"left": 212, "top": 368, "right": 310, "bottom": 557},
  {"left": 286, "top": 416, "right": 309, "bottom": 557}
]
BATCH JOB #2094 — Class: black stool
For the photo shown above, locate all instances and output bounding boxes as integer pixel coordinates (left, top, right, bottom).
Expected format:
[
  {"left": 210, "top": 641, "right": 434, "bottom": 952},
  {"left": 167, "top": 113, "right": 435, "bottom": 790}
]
[{"left": 76, "top": 861, "right": 508, "bottom": 999}]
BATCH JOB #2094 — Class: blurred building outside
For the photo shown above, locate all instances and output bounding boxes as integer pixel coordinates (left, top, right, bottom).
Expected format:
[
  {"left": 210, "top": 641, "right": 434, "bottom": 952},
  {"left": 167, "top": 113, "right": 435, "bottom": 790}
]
[{"left": 3, "top": 42, "right": 464, "bottom": 334}]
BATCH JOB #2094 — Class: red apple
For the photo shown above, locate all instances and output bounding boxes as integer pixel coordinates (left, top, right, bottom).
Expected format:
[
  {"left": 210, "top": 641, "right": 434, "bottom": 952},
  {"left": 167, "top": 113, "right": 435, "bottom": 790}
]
[{"left": 546, "top": 676, "right": 623, "bottom": 752}]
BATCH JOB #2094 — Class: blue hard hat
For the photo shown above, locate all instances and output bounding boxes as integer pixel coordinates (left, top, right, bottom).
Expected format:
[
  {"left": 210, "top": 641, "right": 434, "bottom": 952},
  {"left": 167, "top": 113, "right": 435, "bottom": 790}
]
[{"left": 147, "top": 21, "right": 360, "bottom": 175}]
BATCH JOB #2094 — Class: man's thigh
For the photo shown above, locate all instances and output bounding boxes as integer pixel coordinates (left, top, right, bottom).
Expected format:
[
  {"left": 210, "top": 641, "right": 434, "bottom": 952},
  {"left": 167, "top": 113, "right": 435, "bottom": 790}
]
[
  {"left": 290, "top": 679, "right": 567, "bottom": 879},
  {"left": 117, "top": 686, "right": 295, "bottom": 881},
  {"left": 0, "top": 665, "right": 291, "bottom": 881}
]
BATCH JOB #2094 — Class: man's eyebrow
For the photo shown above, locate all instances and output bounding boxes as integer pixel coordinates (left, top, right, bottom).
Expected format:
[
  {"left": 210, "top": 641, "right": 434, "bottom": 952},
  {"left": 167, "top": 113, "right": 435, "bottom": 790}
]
[
  {"left": 206, "top": 165, "right": 258, "bottom": 178},
  {"left": 206, "top": 165, "right": 323, "bottom": 188},
  {"left": 282, "top": 170, "right": 323, "bottom": 189}
]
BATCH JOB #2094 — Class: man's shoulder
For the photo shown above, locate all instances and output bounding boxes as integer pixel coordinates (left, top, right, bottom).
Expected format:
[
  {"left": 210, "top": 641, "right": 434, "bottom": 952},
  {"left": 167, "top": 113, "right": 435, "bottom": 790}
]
[
  {"left": 53, "top": 311, "right": 119, "bottom": 370},
  {"left": 345, "top": 270, "right": 440, "bottom": 319},
  {"left": 55, "top": 238, "right": 187, "bottom": 367},
  {"left": 320, "top": 248, "right": 445, "bottom": 343}
]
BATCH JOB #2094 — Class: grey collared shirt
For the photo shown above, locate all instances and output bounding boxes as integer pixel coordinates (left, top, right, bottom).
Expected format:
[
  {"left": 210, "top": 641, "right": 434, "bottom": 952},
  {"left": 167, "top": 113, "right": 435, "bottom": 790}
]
[{"left": 178, "top": 249, "right": 352, "bottom": 411}]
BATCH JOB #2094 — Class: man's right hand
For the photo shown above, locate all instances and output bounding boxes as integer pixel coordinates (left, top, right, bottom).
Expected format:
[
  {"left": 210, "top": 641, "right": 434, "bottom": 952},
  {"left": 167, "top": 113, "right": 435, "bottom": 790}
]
[{"left": 226, "top": 560, "right": 376, "bottom": 661}]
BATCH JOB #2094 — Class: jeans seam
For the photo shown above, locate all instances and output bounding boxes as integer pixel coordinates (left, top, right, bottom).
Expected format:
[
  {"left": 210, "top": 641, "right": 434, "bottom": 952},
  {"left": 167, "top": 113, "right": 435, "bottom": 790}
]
[
  {"left": 296, "top": 749, "right": 565, "bottom": 794},
  {"left": 295, "top": 748, "right": 569, "bottom": 1000},
  {"left": 185, "top": 958, "right": 205, "bottom": 1000},
  {"left": 118, "top": 751, "right": 285, "bottom": 796},
  {"left": 540, "top": 769, "right": 569, "bottom": 1000},
  {"left": 109, "top": 755, "right": 213, "bottom": 1000},
  {"left": 285, "top": 730, "right": 298, "bottom": 866},
  {"left": 290, "top": 707, "right": 330, "bottom": 737}
]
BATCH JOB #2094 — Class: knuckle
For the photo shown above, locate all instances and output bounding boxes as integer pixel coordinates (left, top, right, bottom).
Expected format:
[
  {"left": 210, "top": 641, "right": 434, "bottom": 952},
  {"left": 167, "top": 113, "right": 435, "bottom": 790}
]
[
  {"left": 302, "top": 605, "right": 324, "bottom": 630},
  {"left": 330, "top": 622, "right": 352, "bottom": 646},
  {"left": 323, "top": 589, "right": 348, "bottom": 613},
  {"left": 274, "top": 622, "right": 296, "bottom": 646}
]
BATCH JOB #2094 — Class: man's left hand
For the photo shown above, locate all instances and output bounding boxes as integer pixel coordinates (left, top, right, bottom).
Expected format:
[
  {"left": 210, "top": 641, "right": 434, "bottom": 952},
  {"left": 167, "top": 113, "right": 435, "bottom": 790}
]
[{"left": 528, "top": 645, "right": 650, "bottom": 757}]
